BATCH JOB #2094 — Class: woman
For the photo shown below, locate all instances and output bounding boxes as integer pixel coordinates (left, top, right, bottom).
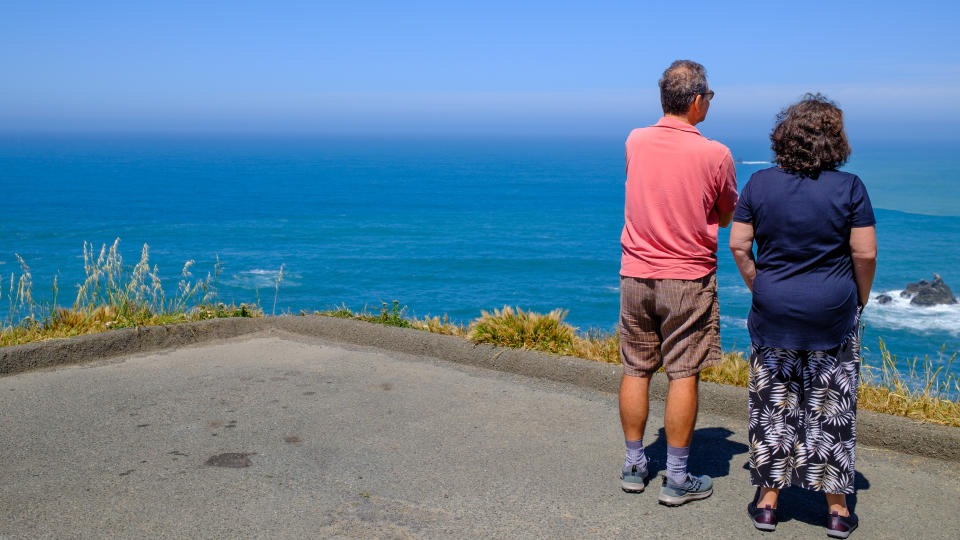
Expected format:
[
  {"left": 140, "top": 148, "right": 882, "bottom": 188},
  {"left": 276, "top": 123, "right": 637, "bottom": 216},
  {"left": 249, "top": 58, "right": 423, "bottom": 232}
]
[{"left": 730, "top": 94, "right": 877, "bottom": 538}]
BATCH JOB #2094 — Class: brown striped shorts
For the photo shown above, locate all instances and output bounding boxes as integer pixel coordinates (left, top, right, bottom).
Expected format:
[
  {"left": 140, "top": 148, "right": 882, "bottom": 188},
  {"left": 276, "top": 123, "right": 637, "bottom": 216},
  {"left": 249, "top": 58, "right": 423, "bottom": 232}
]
[{"left": 619, "top": 272, "right": 721, "bottom": 379}]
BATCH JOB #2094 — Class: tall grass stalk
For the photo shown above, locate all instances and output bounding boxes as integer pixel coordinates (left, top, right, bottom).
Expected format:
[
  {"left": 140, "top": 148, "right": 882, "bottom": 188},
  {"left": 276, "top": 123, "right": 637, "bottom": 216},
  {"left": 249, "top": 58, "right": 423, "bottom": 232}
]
[
  {"left": 1, "top": 239, "right": 262, "bottom": 347},
  {"left": 272, "top": 264, "right": 284, "bottom": 316}
]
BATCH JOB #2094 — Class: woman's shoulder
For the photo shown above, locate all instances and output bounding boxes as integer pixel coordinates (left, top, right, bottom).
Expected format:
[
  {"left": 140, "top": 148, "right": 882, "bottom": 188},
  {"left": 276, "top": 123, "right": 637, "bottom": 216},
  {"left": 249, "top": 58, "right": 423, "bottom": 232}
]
[
  {"left": 754, "top": 168, "right": 866, "bottom": 189},
  {"left": 820, "top": 169, "right": 863, "bottom": 184},
  {"left": 746, "top": 166, "right": 783, "bottom": 180},
  {"left": 744, "top": 166, "right": 788, "bottom": 189},
  {"left": 818, "top": 171, "right": 871, "bottom": 200}
]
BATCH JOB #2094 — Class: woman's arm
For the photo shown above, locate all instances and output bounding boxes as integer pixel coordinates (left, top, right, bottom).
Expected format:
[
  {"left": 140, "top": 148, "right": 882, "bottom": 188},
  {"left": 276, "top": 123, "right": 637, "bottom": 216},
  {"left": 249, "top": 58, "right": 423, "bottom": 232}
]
[
  {"left": 849, "top": 225, "right": 877, "bottom": 306},
  {"left": 729, "top": 221, "right": 757, "bottom": 291}
]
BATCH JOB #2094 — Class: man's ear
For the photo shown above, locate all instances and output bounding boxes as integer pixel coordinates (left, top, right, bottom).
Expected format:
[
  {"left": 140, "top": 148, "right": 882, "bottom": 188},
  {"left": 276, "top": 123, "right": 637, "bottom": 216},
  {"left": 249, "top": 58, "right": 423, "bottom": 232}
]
[{"left": 692, "top": 94, "right": 704, "bottom": 112}]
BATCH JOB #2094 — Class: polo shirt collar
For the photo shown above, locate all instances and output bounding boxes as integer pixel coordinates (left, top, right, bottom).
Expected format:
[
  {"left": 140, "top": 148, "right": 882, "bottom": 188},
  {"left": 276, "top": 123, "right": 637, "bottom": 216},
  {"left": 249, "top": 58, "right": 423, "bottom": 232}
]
[{"left": 654, "top": 116, "right": 701, "bottom": 135}]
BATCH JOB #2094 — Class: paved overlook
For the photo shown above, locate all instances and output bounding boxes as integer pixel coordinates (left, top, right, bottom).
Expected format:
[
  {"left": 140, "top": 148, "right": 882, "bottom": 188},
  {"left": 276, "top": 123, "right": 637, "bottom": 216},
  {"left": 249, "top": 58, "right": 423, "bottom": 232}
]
[{"left": 2, "top": 331, "right": 958, "bottom": 539}]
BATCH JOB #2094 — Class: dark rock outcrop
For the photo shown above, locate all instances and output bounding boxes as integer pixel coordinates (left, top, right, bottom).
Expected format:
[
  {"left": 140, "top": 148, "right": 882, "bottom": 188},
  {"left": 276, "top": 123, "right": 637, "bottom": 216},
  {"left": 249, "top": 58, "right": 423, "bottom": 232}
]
[
  {"left": 899, "top": 274, "right": 957, "bottom": 306},
  {"left": 900, "top": 280, "right": 927, "bottom": 297},
  {"left": 875, "top": 294, "right": 893, "bottom": 304}
]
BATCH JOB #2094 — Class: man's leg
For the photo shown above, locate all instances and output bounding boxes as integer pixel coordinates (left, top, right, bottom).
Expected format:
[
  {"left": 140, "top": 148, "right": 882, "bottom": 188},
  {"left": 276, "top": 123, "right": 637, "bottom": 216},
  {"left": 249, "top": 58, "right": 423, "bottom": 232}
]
[
  {"left": 618, "top": 373, "right": 652, "bottom": 491},
  {"left": 658, "top": 373, "right": 713, "bottom": 505},
  {"left": 664, "top": 374, "right": 699, "bottom": 486},
  {"left": 618, "top": 276, "right": 658, "bottom": 491},
  {"left": 656, "top": 275, "right": 718, "bottom": 505},
  {"left": 619, "top": 373, "right": 652, "bottom": 441},
  {"left": 664, "top": 374, "right": 698, "bottom": 447}
]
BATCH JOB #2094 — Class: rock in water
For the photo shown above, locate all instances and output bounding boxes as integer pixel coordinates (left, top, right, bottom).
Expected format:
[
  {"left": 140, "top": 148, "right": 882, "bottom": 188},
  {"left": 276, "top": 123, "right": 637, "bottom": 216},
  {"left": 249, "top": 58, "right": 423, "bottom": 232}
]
[
  {"left": 900, "top": 280, "right": 927, "bottom": 298},
  {"left": 901, "top": 274, "right": 958, "bottom": 306},
  {"left": 875, "top": 294, "right": 893, "bottom": 304}
]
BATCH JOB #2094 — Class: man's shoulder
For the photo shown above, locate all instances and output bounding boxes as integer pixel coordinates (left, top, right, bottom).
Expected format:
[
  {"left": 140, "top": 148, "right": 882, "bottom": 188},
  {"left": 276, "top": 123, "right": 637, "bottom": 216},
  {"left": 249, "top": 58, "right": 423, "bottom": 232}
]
[
  {"left": 698, "top": 137, "right": 732, "bottom": 159},
  {"left": 626, "top": 126, "right": 653, "bottom": 141},
  {"left": 627, "top": 126, "right": 731, "bottom": 156}
]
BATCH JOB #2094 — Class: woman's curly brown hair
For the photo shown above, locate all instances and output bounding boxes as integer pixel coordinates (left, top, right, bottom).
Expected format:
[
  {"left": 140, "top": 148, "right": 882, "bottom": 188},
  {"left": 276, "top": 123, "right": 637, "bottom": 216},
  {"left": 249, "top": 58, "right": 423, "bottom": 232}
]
[{"left": 771, "top": 93, "right": 851, "bottom": 178}]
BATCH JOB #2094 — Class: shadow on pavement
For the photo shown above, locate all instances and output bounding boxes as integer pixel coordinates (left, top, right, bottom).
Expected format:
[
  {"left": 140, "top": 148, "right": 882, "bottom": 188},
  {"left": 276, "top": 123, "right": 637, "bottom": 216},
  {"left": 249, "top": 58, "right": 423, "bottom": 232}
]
[
  {"left": 744, "top": 469, "right": 870, "bottom": 527},
  {"left": 644, "top": 427, "right": 749, "bottom": 479},
  {"left": 645, "top": 426, "right": 870, "bottom": 527}
]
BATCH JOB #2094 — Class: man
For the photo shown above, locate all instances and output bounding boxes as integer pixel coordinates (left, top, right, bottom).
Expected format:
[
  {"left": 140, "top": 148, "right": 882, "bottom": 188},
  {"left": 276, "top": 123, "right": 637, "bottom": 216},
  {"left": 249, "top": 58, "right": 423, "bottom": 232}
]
[{"left": 618, "top": 60, "right": 737, "bottom": 506}]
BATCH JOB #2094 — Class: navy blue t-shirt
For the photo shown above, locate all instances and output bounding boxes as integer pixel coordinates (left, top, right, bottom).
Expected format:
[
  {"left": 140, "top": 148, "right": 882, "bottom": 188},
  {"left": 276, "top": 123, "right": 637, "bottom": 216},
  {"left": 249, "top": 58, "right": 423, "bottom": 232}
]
[{"left": 733, "top": 167, "right": 876, "bottom": 350}]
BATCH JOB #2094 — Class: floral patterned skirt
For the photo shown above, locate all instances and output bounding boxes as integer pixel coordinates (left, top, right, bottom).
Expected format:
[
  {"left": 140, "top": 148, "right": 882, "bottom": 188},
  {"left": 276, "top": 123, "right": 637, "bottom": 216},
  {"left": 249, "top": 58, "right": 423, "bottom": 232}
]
[{"left": 747, "top": 326, "right": 860, "bottom": 494}]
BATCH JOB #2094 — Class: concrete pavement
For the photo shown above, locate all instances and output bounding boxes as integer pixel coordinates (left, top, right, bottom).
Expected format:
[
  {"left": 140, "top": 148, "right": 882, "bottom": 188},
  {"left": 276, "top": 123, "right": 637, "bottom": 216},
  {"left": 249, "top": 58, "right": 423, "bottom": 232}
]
[{"left": 2, "top": 331, "right": 957, "bottom": 538}]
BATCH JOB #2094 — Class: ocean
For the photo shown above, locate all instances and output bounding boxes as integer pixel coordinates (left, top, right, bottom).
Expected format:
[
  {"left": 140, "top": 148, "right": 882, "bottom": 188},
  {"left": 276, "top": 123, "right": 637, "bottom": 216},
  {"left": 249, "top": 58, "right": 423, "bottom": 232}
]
[{"left": 1, "top": 133, "right": 958, "bottom": 380}]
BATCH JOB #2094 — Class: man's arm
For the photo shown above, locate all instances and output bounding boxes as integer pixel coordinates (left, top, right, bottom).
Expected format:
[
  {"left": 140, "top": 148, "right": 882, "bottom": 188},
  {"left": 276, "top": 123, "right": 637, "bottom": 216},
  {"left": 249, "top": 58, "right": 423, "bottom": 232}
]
[
  {"left": 715, "top": 151, "right": 738, "bottom": 228},
  {"left": 718, "top": 210, "right": 734, "bottom": 228},
  {"left": 729, "top": 221, "right": 756, "bottom": 291}
]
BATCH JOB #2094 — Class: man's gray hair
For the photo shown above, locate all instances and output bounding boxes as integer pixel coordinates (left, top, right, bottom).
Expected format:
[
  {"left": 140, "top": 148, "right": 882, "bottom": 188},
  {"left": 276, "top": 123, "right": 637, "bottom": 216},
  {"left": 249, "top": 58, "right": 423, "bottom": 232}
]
[{"left": 659, "top": 60, "right": 708, "bottom": 115}]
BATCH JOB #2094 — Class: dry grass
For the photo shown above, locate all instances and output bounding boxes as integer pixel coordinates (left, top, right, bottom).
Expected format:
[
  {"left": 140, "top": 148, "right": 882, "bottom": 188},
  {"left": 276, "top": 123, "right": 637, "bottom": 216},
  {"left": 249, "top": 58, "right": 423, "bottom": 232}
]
[
  {"left": 318, "top": 301, "right": 467, "bottom": 334},
  {"left": 701, "top": 351, "right": 752, "bottom": 388},
  {"left": 1, "top": 239, "right": 262, "bottom": 347},
  {"left": 857, "top": 339, "right": 960, "bottom": 427},
  {"left": 571, "top": 329, "right": 621, "bottom": 365},
  {"left": 410, "top": 313, "right": 466, "bottom": 336},
  {"left": 468, "top": 306, "right": 575, "bottom": 354}
]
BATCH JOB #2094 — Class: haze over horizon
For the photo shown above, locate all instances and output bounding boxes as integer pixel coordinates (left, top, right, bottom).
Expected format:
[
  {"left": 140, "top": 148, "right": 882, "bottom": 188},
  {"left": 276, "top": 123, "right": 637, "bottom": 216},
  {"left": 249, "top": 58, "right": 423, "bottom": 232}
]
[{"left": 2, "top": 1, "right": 958, "bottom": 141}]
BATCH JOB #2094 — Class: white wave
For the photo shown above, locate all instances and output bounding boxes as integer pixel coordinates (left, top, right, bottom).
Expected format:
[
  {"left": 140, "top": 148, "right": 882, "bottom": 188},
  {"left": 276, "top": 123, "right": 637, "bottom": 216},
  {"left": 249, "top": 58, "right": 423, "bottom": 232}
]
[
  {"left": 864, "top": 290, "right": 960, "bottom": 336},
  {"left": 737, "top": 160, "right": 771, "bottom": 165},
  {"left": 720, "top": 315, "right": 748, "bottom": 329},
  {"left": 242, "top": 269, "right": 282, "bottom": 276},
  {"left": 604, "top": 285, "right": 619, "bottom": 293},
  {"left": 719, "top": 284, "right": 752, "bottom": 296},
  {"left": 226, "top": 268, "right": 298, "bottom": 289}
]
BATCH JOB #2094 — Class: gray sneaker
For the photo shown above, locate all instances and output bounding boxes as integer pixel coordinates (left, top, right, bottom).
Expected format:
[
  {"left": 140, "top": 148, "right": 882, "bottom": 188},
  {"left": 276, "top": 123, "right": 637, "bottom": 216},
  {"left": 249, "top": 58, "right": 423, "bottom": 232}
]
[
  {"left": 620, "top": 463, "right": 649, "bottom": 493},
  {"left": 657, "top": 473, "right": 713, "bottom": 506}
]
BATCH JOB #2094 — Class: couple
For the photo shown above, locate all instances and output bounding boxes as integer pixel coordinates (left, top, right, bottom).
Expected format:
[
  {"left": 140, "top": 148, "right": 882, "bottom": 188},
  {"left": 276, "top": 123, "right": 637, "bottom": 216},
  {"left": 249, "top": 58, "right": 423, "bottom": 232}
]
[{"left": 617, "top": 60, "right": 877, "bottom": 539}]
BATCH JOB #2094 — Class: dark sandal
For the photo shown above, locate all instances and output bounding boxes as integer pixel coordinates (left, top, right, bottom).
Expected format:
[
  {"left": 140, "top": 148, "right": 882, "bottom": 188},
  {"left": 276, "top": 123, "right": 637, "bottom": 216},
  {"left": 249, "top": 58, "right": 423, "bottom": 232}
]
[
  {"left": 748, "top": 502, "right": 777, "bottom": 532},
  {"left": 826, "top": 511, "right": 858, "bottom": 538}
]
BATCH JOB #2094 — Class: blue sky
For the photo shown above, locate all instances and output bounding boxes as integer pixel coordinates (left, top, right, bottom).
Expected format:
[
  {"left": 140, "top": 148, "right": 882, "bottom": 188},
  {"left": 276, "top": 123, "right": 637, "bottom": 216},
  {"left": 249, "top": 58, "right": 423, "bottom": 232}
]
[{"left": 2, "top": 1, "right": 958, "bottom": 139}]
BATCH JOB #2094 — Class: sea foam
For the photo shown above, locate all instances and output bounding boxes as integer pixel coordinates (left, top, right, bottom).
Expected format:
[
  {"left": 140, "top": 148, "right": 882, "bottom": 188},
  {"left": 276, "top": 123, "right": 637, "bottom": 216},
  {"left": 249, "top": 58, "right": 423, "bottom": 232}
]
[
  {"left": 719, "top": 315, "right": 748, "bottom": 329},
  {"left": 719, "top": 284, "right": 752, "bottom": 297},
  {"left": 864, "top": 290, "right": 960, "bottom": 336},
  {"left": 227, "top": 268, "right": 298, "bottom": 289}
]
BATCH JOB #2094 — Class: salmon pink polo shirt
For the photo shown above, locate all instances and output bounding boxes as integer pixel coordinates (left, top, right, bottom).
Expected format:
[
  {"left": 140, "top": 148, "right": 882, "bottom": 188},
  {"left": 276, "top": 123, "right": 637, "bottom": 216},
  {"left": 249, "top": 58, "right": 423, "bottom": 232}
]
[{"left": 620, "top": 116, "right": 738, "bottom": 279}]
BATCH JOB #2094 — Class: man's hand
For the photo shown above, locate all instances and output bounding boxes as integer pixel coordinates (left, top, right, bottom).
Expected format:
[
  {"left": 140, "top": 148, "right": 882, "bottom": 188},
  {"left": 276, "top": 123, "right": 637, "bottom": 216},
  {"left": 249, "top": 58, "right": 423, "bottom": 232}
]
[{"left": 718, "top": 210, "right": 734, "bottom": 228}]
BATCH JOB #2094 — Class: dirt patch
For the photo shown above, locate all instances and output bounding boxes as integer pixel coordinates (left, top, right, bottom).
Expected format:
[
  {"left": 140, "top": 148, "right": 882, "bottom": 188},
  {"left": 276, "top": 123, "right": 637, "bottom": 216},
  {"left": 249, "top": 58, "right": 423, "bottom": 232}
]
[{"left": 205, "top": 452, "right": 253, "bottom": 468}]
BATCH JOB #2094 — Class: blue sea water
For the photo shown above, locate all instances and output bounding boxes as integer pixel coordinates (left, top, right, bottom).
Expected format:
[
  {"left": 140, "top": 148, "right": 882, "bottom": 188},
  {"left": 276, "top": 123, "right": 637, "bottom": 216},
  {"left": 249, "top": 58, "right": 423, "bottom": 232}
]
[{"left": 1, "top": 133, "right": 958, "bottom": 380}]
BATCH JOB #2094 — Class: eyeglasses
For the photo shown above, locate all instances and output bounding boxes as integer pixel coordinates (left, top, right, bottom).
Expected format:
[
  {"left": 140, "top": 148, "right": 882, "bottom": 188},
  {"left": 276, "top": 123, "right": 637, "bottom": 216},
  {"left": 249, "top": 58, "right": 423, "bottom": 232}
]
[{"left": 700, "top": 90, "right": 715, "bottom": 102}]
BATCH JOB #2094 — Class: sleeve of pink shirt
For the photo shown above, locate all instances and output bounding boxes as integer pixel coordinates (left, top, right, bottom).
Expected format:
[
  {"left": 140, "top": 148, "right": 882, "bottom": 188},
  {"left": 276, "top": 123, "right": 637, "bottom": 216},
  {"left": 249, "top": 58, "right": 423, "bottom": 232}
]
[{"left": 715, "top": 150, "right": 738, "bottom": 213}]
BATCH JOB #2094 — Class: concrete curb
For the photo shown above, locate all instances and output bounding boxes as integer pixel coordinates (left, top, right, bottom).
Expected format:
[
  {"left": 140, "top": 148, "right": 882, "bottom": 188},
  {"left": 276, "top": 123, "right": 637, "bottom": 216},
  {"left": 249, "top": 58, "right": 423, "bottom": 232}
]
[{"left": 3, "top": 315, "right": 958, "bottom": 462}]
